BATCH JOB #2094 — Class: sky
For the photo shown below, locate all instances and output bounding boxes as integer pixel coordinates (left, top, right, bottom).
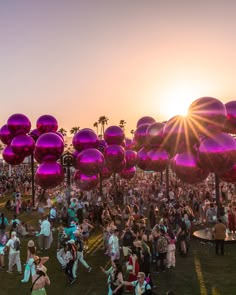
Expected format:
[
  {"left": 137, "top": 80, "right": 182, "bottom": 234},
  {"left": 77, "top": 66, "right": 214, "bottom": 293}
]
[{"left": 1, "top": 0, "right": 236, "bottom": 136}]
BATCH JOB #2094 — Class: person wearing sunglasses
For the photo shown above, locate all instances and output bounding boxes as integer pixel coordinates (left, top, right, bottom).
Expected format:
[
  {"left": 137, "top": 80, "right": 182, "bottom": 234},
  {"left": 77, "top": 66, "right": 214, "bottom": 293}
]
[{"left": 122, "top": 271, "right": 152, "bottom": 295}]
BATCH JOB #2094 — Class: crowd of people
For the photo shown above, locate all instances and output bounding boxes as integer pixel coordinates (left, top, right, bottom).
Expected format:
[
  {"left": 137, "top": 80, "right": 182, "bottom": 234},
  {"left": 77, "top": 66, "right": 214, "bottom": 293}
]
[{"left": 0, "top": 165, "right": 235, "bottom": 294}]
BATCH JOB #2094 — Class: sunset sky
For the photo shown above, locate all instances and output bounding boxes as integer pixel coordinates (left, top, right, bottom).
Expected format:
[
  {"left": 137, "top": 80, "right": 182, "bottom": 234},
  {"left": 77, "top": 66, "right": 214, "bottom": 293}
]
[{"left": 1, "top": 0, "right": 236, "bottom": 136}]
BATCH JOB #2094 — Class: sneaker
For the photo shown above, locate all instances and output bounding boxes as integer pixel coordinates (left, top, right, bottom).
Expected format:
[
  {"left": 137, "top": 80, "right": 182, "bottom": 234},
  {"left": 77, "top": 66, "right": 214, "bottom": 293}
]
[
  {"left": 7, "top": 270, "right": 13, "bottom": 274},
  {"left": 18, "top": 272, "right": 23, "bottom": 275},
  {"left": 21, "top": 280, "right": 27, "bottom": 283},
  {"left": 70, "top": 278, "right": 76, "bottom": 285},
  {"left": 88, "top": 267, "right": 92, "bottom": 272}
]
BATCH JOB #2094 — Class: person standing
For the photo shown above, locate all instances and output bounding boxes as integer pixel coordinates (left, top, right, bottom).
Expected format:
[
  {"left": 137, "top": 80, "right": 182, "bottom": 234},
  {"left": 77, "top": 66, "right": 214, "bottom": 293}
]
[
  {"left": 21, "top": 240, "right": 37, "bottom": 282},
  {"left": 31, "top": 265, "right": 50, "bottom": 295},
  {"left": 5, "top": 231, "right": 22, "bottom": 274},
  {"left": 38, "top": 216, "right": 51, "bottom": 252},
  {"left": 0, "top": 231, "right": 7, "bottom": 270},
  {"left": 213, "top": 218, "right": 227, "bottom": 255},
  {"left": 108, "top": 229, "right": 120, "bottom": 262}
]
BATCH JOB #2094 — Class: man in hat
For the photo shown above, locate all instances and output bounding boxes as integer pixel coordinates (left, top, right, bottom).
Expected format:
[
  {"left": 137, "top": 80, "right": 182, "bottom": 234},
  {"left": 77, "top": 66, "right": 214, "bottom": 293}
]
[
  {"left": 31, "top": 265, "right": 50, "bottom": 294},
  {"left": 5, "top": 231, "right": 22, "bottom": 274}
]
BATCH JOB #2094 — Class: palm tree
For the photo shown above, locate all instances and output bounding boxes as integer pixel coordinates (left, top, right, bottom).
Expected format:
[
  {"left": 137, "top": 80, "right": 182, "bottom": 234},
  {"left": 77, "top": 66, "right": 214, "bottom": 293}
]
[
  {"left": 130, "top": 129, "right": 135, "bottom": 138},
  {"left": 58, "top": 128, "right": 67, "bottom": 137},
  {"left": 98, "top": 116, "right": 109, "bottom": 137},
  {"left": 93, "top": 122, "right": 98, "bottom": 135},
  {"left": 119, "top": 120, "right": 126, "bottom": 131},
  {"left": 70, "top": 126, "right": 80, "bottom": 135}
]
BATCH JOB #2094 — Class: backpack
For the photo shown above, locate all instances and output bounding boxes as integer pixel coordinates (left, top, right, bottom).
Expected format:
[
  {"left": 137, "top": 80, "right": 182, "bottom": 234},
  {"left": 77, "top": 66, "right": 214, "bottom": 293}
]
[
  {"left": 157, "top": 236, "right": 168, "bottom": 253},
  {"left": 135, "top": 281, "right": 152, "bottom": 295},
  {"left": 0, "top": 218, "right": 6, "bottom": 230},
  {"left": 13, "top": 239, "right": 20, "bottom": 251},
  {"left": 77, "top": 239, "right": 84, "bottom": 252}
]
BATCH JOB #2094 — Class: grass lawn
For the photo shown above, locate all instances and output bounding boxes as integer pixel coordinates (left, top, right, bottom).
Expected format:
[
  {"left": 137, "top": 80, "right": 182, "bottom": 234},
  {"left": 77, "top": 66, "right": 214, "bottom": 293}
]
[{"left": 0, "top": 197, "right": 235, "bottom": 295}]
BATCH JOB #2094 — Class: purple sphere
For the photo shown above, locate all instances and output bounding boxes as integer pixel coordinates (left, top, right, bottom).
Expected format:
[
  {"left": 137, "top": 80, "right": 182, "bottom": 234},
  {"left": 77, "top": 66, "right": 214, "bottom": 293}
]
[
  {"left": 11, "top": 134, "right": 35, "bottom": 157},
  {"left": 220, "top": 164, "right": 236, "bottom": 183},
  {"left": 0, "top": 124, "right": 14, "bottom": 145},
  {"left": 7, "top": 113, "right": 31, "bottom": 136},
  {"left": 29, "top": 129, "right": 41, "bottom": 142},
  {"left": 136, "top": 147, "right": 151, "bottom": 171},
  {"left": 148, "top": 148, "right": 169, "bottom": 172},
  {"left": 146, "top": 122, "right": 164, "bottom": 147},
  {"left": 104, "top": 145, "right": 125, "bottom": 171},
  {"left": 120, "top": 166, "right": 136, "bottom": 180},
  {"left": 136, "top": 116, "right": 156, "bottom": 128},
  {"left": 36, "top": 115, "right": 58, "bottom": 134},
  {"left": 134, "top": 123, "right": 150, "bottom": 147},
  {"left": 171, "top": 152, "right": 209, "bottom": 184},
  {"left": 72, "top": 129, "right": 99, "bottom": 151},
  {"left": 35, "top": 132, "right": 64, "bottom": 162},
  {"left": 101, "top": 166, "right": 113, "bottom": 179},
  {"left": 75, "top": 148, "right": 105, "bottom": 175},
  {"left": 2, "top": 145, "right": 24, "bottom": 165},
  {"left": 125, "top": 150, "right": 137, "bottom": 168},
  {"left": 104, "top": 126, "right": 125, "bottom": 145},
  {"left": 74, "top": 170, "right": 100, "bottom": 191},
  {"left": 223, "top": 101, "right": 236, "bottom": 134},
  {"left": 35, "top": 162, "right": 64, "bottom": 189}
]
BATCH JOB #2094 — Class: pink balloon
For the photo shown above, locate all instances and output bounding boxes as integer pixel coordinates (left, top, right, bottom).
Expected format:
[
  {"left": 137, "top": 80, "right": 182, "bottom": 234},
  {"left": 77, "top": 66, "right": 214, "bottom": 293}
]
[
  {"left": 146, "top": 122, "right": 164, "bottom": 147},
  {"left": 35, "top": 132, "right": 64, "bottom": 162},
  {"left": 36, "top": 115, "right": 58, "bottom": 134},
  {"left": 148, "top": 148, "right": 169, "bottom": 172},
  {"left": 7, "top": 113, "right": 31, "bottom": 136},
  {"left": 75, "top": 148, "right": 105, "bottom": 175},
  {"left": 0, "top": 124, "right": 14, "bottom": 145},
  {"left": 223, "top": 101, "right": 236, "bottom": 134},
  {"left": 72, "top": 129, "right": 99, "bottom": 151},
  {"left": 107, "top": 159, "right": 126, "bottom": 173},
  {"left": 54, "top": 131, "right": 65, "bottom": 142},
  {"left": 120, "top": 166, "right": 136, "bottom": 180},
  {"left": 124, "top": 138, "right": 133, "bottom": 150},
  {"left": 197, "top": 132, "right": 236, "bottom": 174},
  {"left": 134, "top": 123, "right": 150, "bottom": 147},
  {"left": 136, "top": 147, "right": 151, "bottom": 171},
  {"left": 220, "top": 164, "right": 236, "bottom": 183},
  {"left": 136, "top": 116, "right": 156, "bottom": 128},
  {"left": 35, "top": 162, "right": 64, "bottom": 189},
  {"left": 29, "top": 129, "right": 41, "bottom": 142},
  {"left": 101, "top": 166, "right": 113, "bottom": 179},
  {"left": 11, "top": 134, "right": 35, "bottom": 157},
  {"left": 2, "top": 145, "right": 24, "bottom": 165},
  {"left": 104, "top": 125, "right": 125, "bottom": 145},
  {"left": 125, "top": 150, "right": 137, "bottom": 168},
  {"left": 171, "top": 152, "right": 209, "bottom": 184},
  {"left": 188, "top": 96, "right": 227, "bottom": 135},
  {"left": 104, "top": 145, "right": 125, "bottom": 172},
  {"left": 74, "top": 170, "right": 100, "bottom": 191}
]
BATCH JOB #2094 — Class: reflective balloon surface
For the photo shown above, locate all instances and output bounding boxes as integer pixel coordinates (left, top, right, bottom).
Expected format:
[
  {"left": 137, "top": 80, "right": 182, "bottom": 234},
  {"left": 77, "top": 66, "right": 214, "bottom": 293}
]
[
  {"left": 104, "top": 144, "right": 125, "bottom": 166},
  {"left": 2, "top": 145, "right": 24, "bottom": 165},
  {"left": 136, "top": 116, "right": 156, "bottom": 128},
  {"left": 35, "top": 132, "right": 64, "bottom": 162},
  {"left": 35, "top": 162, "right": 64, "bottom": 189},
  {"left": 125, "top": 150, "right": 137, "bottom": 168},
  {"left": 104, "top": 126, "right": 125, "bottom": 145},
  {"left": 136, "top": 147, "right": 151, "bottom": 171},
  {"left": 134, "top": 123, "right": 150, "bottom": 147},
  {"left": 124, "top": 138, "right": 133, "bottom": 150},
  {"left": 146, "top": 122, "right": 164, "bottom": 147},
  {"left": 74, "top": 170, "right": 100, "bottom": 191},
  {"left": 148, "top": 148, "right": 169, "bottom": 172},
  {"left": 11, "top": 134, "right": 35, "bottom": 157},
  {"left": 171, "top": 152, "right": 209, "bottom": 184},
  {"left": 75, "top": 148, "right": 105, "bottom": 175},
  {"left": 97, "top": 139, "right": 107, "bottom": 153},
  {"left": 101, "top": 166, "right": 113, "bottom": 179},
  {"left": 220, "top": 164, "right": 236, "bottom": 183},
  {"left": 223, "top": 101, "right": 236, "bottom": 134},
  {"left": 107, "top": 159, "right": 126, "bottom": 173},
  {"left": 0, "top": 124, "right": 14, "bottom": 145},
  {"left": 188, "top": 96, "right": 227, "bottom": 135},
  {"left": 120, "top": 166, "right": 136, "bottom": 179},
  {"left": 36, "top": 115, "right": 58, "bottom": 134},
  {"left": 197, "top": 132, "right": 236, "bottom": 174},
  {"left": 29, "top": 129, "right": 41, "bottom": 142},
  {"left": 72, "top": 129, "right": 99, "bottom": 151},
  {"left": 7, "top": 113, "right": 31, "bottom": 136}
]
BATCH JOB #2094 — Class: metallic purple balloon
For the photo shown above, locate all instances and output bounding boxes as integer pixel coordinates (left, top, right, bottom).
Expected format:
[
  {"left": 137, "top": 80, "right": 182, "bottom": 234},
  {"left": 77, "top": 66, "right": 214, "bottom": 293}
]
[
  {"left": 104, "top": 126, "right": 125, "bottom": 145},
  {"left": 104, "top": 145, "right": 125, "bottom": 172},
  {"left": 134, "top": 123, "right": 150, "bottom": 147},
  {"left": 74, "top": 170, "right": 100, "bottom": 191},
  {"left": 97, "top": 139, "right": 107, "bottom": 153},
  {"left": 35, "top": 132, "right": 64, "bottom": 162},
  {"left": 171, "top": 152, "right": 209, "bottom": 184},
  {"left": 197, "top": 132, "right": 236, "bottom": 174},
  {"left": 29, "top": 129, "right": 41, "bottom": 142},
  {"left": 146, "top": 122, "right": 164, "bottom": 147},
  {"left": 120, "top": 166, "right": 136, "bottom": 180},
  {"left": 2, "top": 145, "right": 24, "bottom": 165},
  {"left": 136, "top": 116, "right": 156, "bottom": 128},
  {"left": 125, "top": 150, "right": 137, "bottom": 168},
  {"left": 223, "top": 101, "right": 236, "bottom": 134},
  {"left": 101, "top": 166, "right": 113, "bottom": 179},
  {"left": 7, "top": 113, "right": 31, "bottom": 136},
  {"left": 11, "top": 134, "right": 35, "bottom": 157},
  {"left": 0, "top": 124, "right": 14, "bottom": 145},
  {"left": 107, "top": 159, "right": 126, "bottom": 173},
  {"left": 36, "top": 115, "right": 58, "bottom": 134},
  {"left": 148, "top": 148, "right": 169, "bottom": 172},
  {"left": 35, "top": 162, "right": 64, "bottom": 189},
  {"left": 54, "top": 131, "right": 65, "bottom": 142},
  {"left": 72, "top": 129, "right": 99, "bottom": 151},
  {"left": 188, "top": 97, "right": 227, "bottom": 135},
  {"left": 136, "top": 147, "right": 151, "bottom": 171},
  {"left": 220, "top": 164, "right": 236, "bottom": 183},
  {"left": 75, "top": 148, "right": 105, "bottom": 175},
  {"left": 124, "top": 138, "right": 133, "bottom": 150}
]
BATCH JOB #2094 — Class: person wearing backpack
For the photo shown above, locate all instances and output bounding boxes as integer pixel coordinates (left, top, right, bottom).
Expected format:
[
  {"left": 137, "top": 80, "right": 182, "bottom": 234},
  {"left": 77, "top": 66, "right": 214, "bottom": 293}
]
[
  {"left": 122, "top": 271, "right": 152, "bottom": 295},
  {"left": 0, "top": 213, "right": 9, "bottom": 233},
  {"left": 0, "top": 231, "right": 8, "bottom": 269},
  {"left": 5, "top": 231, "right": 22, "bottom": 274}
]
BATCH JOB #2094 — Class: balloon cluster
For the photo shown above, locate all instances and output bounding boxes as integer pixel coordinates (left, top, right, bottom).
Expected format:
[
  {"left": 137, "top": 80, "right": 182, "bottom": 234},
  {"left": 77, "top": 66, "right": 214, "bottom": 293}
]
[{"left": 0, "top": 114, "right": 64, "bottom": 189}]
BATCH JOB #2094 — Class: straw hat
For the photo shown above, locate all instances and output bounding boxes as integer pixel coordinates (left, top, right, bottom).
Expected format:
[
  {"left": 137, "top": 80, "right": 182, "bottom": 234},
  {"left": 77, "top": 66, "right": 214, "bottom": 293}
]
[
  {"left": 28, "top": 240, "right": 35, "bottom": 247},
  {"left": 37, "top": 265, "right": 47, "bottom": 275}
]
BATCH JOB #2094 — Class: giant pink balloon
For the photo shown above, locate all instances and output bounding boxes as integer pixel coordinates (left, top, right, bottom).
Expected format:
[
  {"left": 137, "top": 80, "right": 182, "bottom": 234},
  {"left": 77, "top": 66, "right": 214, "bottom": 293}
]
[
  {"left": 35, "top": 132, "right": 64, "bottom": 162},
  {"left": 72, "top": 129, "right": 99, "bottom": 151},
  {"left": 104, "top": 145, "right": 125, "bottom": 171},
  {"left": 136, "top": 147, "right": 151, "bottom": 171},
  {"left": 124, "top": 138, "right": 134, "bottom": 150},
  {"left": 134, "top": 123, "right": 150, "bottom": 147},
  {"left": 148, "top": 148, "right": 169, "bottom": 172},
  {"left": 74, "top": 170, "right": 100, "bottom": 191},
  {"left": 171, "top": 152, "right": 209, "bottom": 184},
  {"left": 36, "top": 115, "right": 58, "bottom": 134},
  {"left": 7, "top": 113, "right": 31, "bottom": 136},
  {"left": 223, "top": 101, "right": 236, "bottom": 134},
  {"left": 220, "top": 164, "right": 236, "bottom": 183},
  {"left": 0, "top": 124, "right": 14, "bottom": 145},
  {"left": 136, "top": 116, "right": 156, "bottom": 128},
  {"left": 120, "top": 166, "right": 136, "bottom": 180},
  {"left": 29, "top": 129, "right": 41, "bottom": 142},
  {"left": 101, "top": 166, "right": 113, "bottom": 179},
  {"left": 75, "top": 148, "right": 105, "bottom": 175},
  {"left": 2, "top": 146, "right": 24, "bottom": 165},
  {"left": 107, "top": 159, "right": 126, "bottom": 173},
  {"left": 188, "top": 97, "right": 227, "bottom": 135},
  {"left": 11, "top": 134, "right": 35, "bottom": 157},
  {"left": 197, "top": 132, "right": 236, "bottom": 175},
  {"left": 35, "top": 162, "right": 64, "bottom": 189},
  {"left": 125, "top": 150, "right": 137, "bottom": 168},
  {"left": 104, "top": 126, "right": 125, "bottom": 145},
  {"left": 146, "top": 122, "right": 164, "bottom": 147}
]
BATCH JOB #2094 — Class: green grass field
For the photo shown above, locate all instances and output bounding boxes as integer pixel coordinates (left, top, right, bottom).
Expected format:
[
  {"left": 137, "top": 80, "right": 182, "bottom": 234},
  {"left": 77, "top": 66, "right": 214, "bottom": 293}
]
[{"left": 1, "top": 197, "right": 235, "bottom": 295}]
